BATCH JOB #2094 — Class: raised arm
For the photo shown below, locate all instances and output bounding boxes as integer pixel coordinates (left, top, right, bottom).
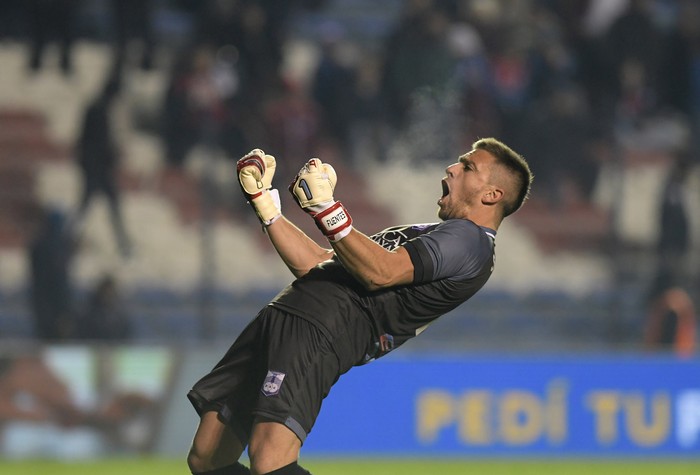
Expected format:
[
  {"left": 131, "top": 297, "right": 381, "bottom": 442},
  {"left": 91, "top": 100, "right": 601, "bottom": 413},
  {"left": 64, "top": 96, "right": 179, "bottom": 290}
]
[
  {"left": 237, "top": 149, "right": 333, "bottom": 278},
  {"left": 265, "top": 217, "right": 334, "bottom": 278},
  {"left": 328, "top": 229, "right": 413, "bottom": 290},
  {"left": 289, "top": 158, "right": 414, "bottom": 290}
]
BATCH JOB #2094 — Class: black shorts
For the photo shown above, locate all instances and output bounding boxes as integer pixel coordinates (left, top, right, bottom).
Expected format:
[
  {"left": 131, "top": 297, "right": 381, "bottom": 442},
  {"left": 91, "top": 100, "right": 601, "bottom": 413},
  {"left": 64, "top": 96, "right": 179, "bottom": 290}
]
[{"left": 187, "top": 306, "right": 348, "bottom": 444}]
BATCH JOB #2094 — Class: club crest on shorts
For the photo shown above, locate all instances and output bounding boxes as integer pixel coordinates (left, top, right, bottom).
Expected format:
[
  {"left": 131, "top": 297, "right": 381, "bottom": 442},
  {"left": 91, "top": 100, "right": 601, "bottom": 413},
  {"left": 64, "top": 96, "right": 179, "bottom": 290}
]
[{"left": 261, "top": 370, "right": 286, "bottom": 397}]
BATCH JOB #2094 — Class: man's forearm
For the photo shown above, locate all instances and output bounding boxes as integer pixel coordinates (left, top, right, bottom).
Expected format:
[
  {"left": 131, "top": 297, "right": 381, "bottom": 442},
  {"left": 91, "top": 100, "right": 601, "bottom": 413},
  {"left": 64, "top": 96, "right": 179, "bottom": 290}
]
[
  {"left": 266, "top": 216, "right": 334, "bottom": 278},
  {"left": 287, "top": 157, "right": 413, "bottom": 288},
  {"left": 330, "top": 229, "right": 413, "bottom": 291}
]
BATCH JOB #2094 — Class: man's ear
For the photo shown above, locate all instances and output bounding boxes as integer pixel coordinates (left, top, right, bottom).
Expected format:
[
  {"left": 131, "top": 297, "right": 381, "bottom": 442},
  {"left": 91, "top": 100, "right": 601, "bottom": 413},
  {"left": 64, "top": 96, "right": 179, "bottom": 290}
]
[{"left": 482, "top": 187, "right": 504, "bottom": 205}]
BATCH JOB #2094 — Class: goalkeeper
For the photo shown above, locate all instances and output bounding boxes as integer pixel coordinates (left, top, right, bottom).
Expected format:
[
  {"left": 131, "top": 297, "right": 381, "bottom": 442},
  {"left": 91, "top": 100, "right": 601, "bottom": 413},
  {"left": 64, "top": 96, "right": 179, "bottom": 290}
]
[{"left": 187, "top": 138, "right": 533, "bottom": 475}]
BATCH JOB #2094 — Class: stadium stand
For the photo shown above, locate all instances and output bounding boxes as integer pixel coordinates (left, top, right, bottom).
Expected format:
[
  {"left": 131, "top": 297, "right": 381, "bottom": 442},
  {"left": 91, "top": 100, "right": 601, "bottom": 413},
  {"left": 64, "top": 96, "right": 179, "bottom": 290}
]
[{"left": 0, "top": 0, "right": 698, "bottom": 351}]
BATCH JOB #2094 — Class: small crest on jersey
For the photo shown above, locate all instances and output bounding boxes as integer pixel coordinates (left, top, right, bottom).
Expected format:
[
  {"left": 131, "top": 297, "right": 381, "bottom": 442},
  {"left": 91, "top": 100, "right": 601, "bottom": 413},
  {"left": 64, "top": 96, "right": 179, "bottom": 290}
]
[
  {"left": 412, "top": 223, "right": 433, "bottom": 230},
  {"left": 261, "top": 370, "right": 286, "bottom": 397}
]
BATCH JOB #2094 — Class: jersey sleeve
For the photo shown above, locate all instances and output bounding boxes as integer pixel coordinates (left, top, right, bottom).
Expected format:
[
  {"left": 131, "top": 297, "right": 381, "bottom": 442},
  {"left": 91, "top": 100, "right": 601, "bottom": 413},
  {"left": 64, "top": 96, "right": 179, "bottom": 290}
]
[{"left": 403, "top": 220, "right": 493, "bottom": 284}]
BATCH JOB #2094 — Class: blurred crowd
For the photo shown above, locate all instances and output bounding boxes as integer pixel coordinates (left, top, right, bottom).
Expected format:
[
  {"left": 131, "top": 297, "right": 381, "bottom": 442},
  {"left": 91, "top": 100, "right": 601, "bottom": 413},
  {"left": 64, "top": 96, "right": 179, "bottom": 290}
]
[
  {"left": 156, "top": 0, "right": 698, "bottom": 210},
  {"left": 1, "top": 0, "right": 698, "bottom": 344},
  {"left": 154, "top": 0, "right": 700, "bottom": 208},
  {"left": 2, "top": 0, "right": 699, "bottom": 197}
]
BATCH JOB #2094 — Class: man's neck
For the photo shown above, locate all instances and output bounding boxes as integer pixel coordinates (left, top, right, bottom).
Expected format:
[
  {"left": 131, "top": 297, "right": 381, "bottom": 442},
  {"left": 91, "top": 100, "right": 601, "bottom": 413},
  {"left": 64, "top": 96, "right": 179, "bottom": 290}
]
[{"left": 465, "top": 210, "right": 501, "bottom": 231}]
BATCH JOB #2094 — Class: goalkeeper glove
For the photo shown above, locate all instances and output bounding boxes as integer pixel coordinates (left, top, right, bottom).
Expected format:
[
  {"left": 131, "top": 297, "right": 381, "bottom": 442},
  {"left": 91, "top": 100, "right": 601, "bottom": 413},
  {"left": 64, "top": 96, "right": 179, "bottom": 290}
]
[
  {"left": 289, "top": 158, "right": 353, "bottom": 242},
  {"left": 237, "top": 148, "right": 281, "bottom": 226}
]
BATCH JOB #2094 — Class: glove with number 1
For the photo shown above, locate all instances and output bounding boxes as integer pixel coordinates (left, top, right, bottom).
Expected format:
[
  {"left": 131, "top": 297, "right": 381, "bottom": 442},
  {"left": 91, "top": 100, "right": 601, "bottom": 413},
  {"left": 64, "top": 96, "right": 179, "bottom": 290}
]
[
  {"left": 289, "top": 158, "right": 353, "bottom": 242},
  {"left": 237, "top": 148, "right": 281, "bottom": 226}
]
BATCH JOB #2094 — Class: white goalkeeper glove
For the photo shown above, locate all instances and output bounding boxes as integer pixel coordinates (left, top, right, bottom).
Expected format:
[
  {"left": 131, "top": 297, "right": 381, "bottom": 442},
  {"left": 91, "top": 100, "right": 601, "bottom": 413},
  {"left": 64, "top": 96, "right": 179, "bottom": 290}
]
[
  {"left": 289, "top": 158, "right": 353, "bottom": 242},
  {"left": 237, "top": 148, "right": 281, "bottom": 226}
]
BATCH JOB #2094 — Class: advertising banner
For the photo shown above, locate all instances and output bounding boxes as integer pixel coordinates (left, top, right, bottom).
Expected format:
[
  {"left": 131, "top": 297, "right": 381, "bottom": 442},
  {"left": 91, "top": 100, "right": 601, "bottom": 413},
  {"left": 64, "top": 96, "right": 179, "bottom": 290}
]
[
  {"left": 2, "top": 347, "right": 699, "bottom": 458},
  {"left": 305, "top": 353, "right": 700, "bottom": 457},
  {"left": 0, "top": 345, "right": 178, "bottom": 459}
]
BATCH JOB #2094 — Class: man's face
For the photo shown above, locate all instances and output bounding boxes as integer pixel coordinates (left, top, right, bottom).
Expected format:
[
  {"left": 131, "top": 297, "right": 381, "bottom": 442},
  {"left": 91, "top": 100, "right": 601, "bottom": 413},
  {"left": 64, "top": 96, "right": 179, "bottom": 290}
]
[{"left": 437, "top": 149, "right": 494, "bottom": 221}]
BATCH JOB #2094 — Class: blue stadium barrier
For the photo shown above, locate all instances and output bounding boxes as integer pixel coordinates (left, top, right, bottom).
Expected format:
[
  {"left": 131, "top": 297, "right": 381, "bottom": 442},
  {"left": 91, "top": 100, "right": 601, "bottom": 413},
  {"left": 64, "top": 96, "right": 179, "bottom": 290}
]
[{"left": 304, "top": 352, "right": 700, "bottom": 457}]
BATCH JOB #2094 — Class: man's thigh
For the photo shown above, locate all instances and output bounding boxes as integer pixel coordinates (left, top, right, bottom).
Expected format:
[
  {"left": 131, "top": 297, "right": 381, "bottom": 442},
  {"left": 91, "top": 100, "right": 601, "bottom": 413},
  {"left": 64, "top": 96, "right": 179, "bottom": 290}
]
[
  {"left": 252, "top": 311, "right": 341, "bottom": 444},
  {"left": 188, "top": 308, "right": 341, "bottom": 446},
  {"left": 189, "top": 411, "right": 245, "bottom": 470},
  {"left": 247, "top": 421, "right": 302, "bottom": 474}
]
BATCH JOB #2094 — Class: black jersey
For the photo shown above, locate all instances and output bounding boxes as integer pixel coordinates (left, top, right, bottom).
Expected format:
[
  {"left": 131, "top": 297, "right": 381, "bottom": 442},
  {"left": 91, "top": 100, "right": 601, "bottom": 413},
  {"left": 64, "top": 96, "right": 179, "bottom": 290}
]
[{"left": 269, "top": 219, "right": 496, "bottom": 365}]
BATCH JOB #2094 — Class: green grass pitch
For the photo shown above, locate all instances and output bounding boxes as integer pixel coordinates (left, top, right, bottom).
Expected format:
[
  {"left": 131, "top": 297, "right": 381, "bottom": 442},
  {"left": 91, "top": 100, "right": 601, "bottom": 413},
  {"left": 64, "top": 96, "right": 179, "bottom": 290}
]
[{"left": 1, "top": 458, "right": 700, "bottom": 475}]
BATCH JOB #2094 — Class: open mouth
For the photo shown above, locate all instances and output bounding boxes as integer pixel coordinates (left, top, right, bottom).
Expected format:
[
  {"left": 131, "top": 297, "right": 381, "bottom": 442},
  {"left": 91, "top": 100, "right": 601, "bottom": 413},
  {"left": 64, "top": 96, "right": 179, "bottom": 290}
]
[
  {"left": 441, "top": 180, "right": 449, "bottom": 198},
  {"left": 438, "top": 179, "right": 449, "bottom": 207}
]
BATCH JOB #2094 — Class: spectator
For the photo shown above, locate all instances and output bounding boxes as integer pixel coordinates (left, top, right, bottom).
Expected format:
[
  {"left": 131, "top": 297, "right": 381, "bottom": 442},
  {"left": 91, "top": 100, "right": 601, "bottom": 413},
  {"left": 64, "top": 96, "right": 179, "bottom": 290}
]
[
  {"left": 489, "top": 37, "right": 536, "bottom": 154},
  {"left": 614, "top": 58, "right": 659, "bottom": 129},
  {"left": 160, "top": 45, "right": 247, "bottom": 167},
  {"left": 380, "top": 0, "right": 455, "bottom": 129},
  {"left": 658, "top": 1, "right": 700, "bottom": 152},
  {"left": 27, "top": 0, "right": 78, "bottom": 75},
  {"left": 603, "top": 0, "right": 661, "bottom": 107},
  {"left": 521, "top": 84, "right": 598, "bottom": 204},
  {"left": 161, "top": 48, "right": 200, "bottom": 168},
  {"left": 447, "top": 22, "right": 497, "bottom": 147},
  {"left": 191, "top": 0, "right": 294, "bottom": 104},
  {"left": 0, "top": 0, "right": 26, "bottom": 40},
  {"left": 347, "top": 53, "right": 389, "bottom": 165},
  {"left": 311, "top": 22, "right": 357, "bottom": 158},
  {"left": 648, "top": 151, "right": 693, "bottom": 296},
  {"left": 644, "top": 287, "right": 697, "bottom": 357},
  {"left": 262, "top": 76, "right": 322, "bottom": 178},
  {"left": 642, "top": 150, "right": 696, "bottom": 355},
  {"left": 74, "top": 73, "right": 132, "bottom": 258},
  {"left": 28, "top": 207, "right": 76, "bottom": 341},
  {"left": 111, "top": 0, "right": 155, "bottom": 72}
]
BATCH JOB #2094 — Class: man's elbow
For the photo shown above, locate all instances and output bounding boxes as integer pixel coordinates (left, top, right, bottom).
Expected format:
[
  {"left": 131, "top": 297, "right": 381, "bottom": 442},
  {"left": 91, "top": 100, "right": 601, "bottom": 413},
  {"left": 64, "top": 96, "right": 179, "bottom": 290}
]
[
  {"left": 362, "top": 279, "right": 385, "bottom": 292},
  {"left": 291, "top": 262, "right": 321, "bottom": 279},
  {"left": 291, "top": 267, "right": 310, "bottom": 279},
  {"left": 359, "top": 272, "right": 400, "bottom": 292}
]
